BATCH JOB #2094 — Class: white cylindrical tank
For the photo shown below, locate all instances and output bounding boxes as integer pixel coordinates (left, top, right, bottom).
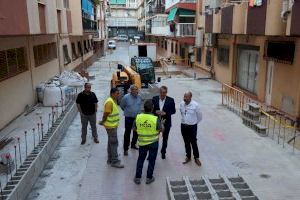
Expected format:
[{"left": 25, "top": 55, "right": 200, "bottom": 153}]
[{"left": 43, "top": 84, "right": 67, "bottom": 107}]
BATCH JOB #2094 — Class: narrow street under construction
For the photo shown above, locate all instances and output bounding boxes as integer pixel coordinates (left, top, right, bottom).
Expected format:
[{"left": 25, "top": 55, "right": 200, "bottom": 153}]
[{"left": 22, "top": 43, "right": 300, "bottom": 200}]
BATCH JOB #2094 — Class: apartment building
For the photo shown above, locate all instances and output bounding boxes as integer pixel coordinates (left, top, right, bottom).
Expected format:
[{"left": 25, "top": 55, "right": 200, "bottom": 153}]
[
  {"left": 107, "top": 0, "right": 140, "bottom": 38},
  {"left": 0, "top": 0, "right": 104, "bottom": 130},
  {"left": 194, "top": 0, "right": 300, "bottom": 120},
  {"left": 145, "top": 0, "right": 196, "bottom": 64}
]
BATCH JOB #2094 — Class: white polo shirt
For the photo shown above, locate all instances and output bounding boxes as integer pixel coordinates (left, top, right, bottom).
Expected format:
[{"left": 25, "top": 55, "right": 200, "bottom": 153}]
[{"left": 180, "top": 100, "right": 202, "bottom": 125}]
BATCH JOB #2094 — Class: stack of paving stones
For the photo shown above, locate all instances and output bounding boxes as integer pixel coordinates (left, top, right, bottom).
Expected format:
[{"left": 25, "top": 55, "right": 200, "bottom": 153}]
[
  {"left": 242, "top": 103, "right": 267, "bottom": 136},
  {"left": 167, "top": 176, "right": 259, "bottom": 200}
]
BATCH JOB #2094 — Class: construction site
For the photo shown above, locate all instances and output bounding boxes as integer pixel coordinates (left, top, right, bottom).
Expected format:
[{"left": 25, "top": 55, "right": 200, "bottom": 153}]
[
  {"left": 1, "top": 0, "right": 300, "bottom": 200},
  {"left": 0, "top": 42, "right": 298, "bottom": 200}
]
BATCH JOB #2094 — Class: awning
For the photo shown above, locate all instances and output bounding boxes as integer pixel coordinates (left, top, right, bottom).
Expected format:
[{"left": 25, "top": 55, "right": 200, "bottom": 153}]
[
  {"left": 178, "top": 9, "right": 195, "bottom": 17},
  {"left": 167, "top": 8, "right": 178, "bottom": 22}
]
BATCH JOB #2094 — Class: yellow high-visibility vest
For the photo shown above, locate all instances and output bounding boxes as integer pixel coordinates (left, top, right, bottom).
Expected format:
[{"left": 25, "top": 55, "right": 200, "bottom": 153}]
[
  {"left": 103, "top": 97, "right": 120, "bottom": 128},
  {"left": 136, "top": 113, "right": 159, "bottom": 146}
]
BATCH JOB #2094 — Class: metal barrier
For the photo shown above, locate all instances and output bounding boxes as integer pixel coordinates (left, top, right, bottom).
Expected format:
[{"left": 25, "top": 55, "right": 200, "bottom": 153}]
[{"left": 221, "top": 83, "right": 300, "bottom": 152}]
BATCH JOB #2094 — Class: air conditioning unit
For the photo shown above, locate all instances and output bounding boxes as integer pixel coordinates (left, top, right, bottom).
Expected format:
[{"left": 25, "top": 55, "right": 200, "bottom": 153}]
[
  {"left": 195, "top": 29, "right": 204, "bottom": 47},
  {"left": 206, "top": 33, "right": 216, "bottom": 47}
]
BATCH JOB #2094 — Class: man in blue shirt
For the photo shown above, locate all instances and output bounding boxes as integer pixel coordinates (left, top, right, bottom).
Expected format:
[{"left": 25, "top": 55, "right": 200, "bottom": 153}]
[{"left": 120, "top": 85, "right": 142, "bottom": 155}]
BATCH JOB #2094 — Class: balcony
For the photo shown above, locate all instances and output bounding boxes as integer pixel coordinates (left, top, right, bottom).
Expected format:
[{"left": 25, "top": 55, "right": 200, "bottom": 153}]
[
  {"left": 82, "top": 18, "right": 97, "bottom": 32},
  {"left": 107, "top": 17, "right": 138, "bottom": 27},
  {"left": 232, "top": 2, "right": 247, "bottom": 34},
  {"left": 221, "top": 5, "right": 233, "bottom": 34},
  {"left": 205, "top": 14, "right": 213, "bottom": 33},
  {"left": 247, "top": 0, "right": 267, "bottom": 35},
  {"left": 176, "top": 23, "right": 196, "bottom": 37},
  {"left": 289, "top": 0, "right": 300, "bottom": 36},
  {"left": 213, "top": 11, "right": 221, "bottom": 33},
  {"left": 148, "top": 6, "right": 166, "bottom": 16}
]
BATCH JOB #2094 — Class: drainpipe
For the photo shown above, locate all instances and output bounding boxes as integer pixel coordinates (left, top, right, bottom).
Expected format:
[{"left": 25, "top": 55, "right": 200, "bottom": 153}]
[
  {"left": 27, "top": 36, "right": 36, "bottom": 102},
  {"left": 56, "top": 33, "right": 63, "bottom": 73}
]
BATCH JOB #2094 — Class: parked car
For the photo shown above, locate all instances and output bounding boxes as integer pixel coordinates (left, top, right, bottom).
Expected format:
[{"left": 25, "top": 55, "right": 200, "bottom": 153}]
[
  {"left": 108, "top": 40, "right": 116, "bottom": 49},
  {"left": 117, "top": 34, "right": 128, "bottom": 41}
]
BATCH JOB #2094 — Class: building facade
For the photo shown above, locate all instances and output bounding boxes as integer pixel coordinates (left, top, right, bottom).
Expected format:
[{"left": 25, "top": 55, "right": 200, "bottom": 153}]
[
  {"left": 0, "top": 0, "right": 106, "bottom": 130},
  {"left": 145, "top": 0, "right": 196, "bottom": 65},
  {"left": 107, "top": 0, "right": 141, "bottom": 38},
  {"left": 194, "top": 0, "right": 300, "bottom": 120}
]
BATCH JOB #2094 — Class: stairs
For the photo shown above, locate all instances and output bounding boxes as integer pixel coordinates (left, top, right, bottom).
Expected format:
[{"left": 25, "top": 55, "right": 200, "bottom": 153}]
[{"left": 242, "top": 103, "right": 267, "bottom": 136}]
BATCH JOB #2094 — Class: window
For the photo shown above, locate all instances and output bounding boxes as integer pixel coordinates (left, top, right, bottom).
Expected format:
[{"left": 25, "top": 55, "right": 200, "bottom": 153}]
[
  {"left": 265, "top": 41, "right": 295, "bottom": 64},
  {"left": 164, "top": 40, "right": 167, "bottom": 50},
  {"left": 71, "top": 43, "right": 78, "bottom": 60},
  {"left": 63, "top": 0, "right": 69, "bottom": 9},
  {"left": 197, "top": 48, "right": 201, "bottom": 62},
  {"left": 171, "top": 43, "right": 174, "bottom": 53},
  {"left": 217, "top": 47, "right": 229, "bottom": 65},
  {"left": 206, "top": 50, "right": 212, "bottom": 66},
  {"left": 0, "top": 47, "right": 28, "bottom": 82},
  {"left": 78, "top": 41, "right": 83, "bottom": 56},
  {"left": 63, "top": 45, "right": 71, "bottom": 65},
  {"left": 33, "top": 43, "right": 57, "bottom": 67}
]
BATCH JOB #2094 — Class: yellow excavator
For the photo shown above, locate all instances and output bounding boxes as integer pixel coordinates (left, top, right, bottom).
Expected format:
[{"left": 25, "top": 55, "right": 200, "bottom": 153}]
[
  {"left": 111, "top": 64, "right": 159, "bottom": 103},
  {"left": 111, "top": 64, "right": 141, "bottom": 100}
]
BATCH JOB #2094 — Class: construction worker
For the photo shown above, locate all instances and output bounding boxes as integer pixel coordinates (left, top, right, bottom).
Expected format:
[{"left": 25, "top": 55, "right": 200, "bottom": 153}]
[
  {"left": 133, "top": 100, "right": 165, "bottom": 185},
  {"left": 99, "top": 88, "right": 124, "bottom": 168}
]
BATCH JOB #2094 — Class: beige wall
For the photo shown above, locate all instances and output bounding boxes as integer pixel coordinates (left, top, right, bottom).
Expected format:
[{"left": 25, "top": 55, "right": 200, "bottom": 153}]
[
  {"left": 26, "top": 0, "right": 40, "bottom": 34},
  {"left": 265, "top": 0, "right": 286, "bottom": 36},
  {"left": 70, "top": 0, "right": 83, "bottom": 36},
  {"left": 213, "top": 36, "right": 234, "bottom": 85},
  {"left": 30, "top": 35, "right": 60, "bottom": 87},
  {"left": 270, "top": 39, "right": 300, "bottom": 117},
  {"left": 45, "top": 0, "right": 59, "bottom": 34},
  {"left": 0, "top": 35, "right": 60, "bottom": 129},
  {"left": 232, "top": 3, "right": 247, "bottom": 34}
]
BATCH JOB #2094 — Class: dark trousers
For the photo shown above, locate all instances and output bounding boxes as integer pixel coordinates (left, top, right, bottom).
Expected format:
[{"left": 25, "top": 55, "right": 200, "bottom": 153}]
[
  {"left": 123, "top": 117, "right": 138, "bottom": 151},
  {"left": 80, "top": 113, "right": 98, "bottom": 140},
  {"left": 135, "top": 141, "right": 159, "bottom": 179},
  {"left": 181, "top": 124, "right": 199, "bottom": 159},
  {"left": 161, "top": 125, "right": 171, "bottom": 155}
]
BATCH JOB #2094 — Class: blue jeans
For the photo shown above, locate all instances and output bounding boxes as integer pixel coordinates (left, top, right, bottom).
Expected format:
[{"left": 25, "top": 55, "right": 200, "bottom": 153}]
[{"left": 135, "top": 141, "right": 159, "bottom": 179}]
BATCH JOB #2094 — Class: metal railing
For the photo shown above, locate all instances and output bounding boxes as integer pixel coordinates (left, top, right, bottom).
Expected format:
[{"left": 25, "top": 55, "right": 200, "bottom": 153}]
[
  {"left": 177, "top": 23, "right": 196, "bottom": 36},
  {"left": 148, "top": 6, "right": 166, "bottom": 16},
  {"left": 221, "top": 83, "right": 300, "bottom": 152}
]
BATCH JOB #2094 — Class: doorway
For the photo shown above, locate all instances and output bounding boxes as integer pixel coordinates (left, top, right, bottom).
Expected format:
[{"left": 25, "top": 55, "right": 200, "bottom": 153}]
[
  {"left": 237, "top": 47, "right": 259, "bottom": 94},
  {"left": 138, "top": 45, "right": 147, "bottom": 57}
]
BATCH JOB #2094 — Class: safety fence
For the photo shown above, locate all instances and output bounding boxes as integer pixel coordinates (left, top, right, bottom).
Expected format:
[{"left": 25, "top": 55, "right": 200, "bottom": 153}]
[{"left": 222, "top": 83, "right": 300, "bottom": 152}]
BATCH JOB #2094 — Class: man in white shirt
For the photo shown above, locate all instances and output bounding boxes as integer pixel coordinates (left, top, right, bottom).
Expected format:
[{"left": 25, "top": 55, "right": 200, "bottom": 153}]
[{"left": 180, "top": 91, "right": 202, "bottom": 166}]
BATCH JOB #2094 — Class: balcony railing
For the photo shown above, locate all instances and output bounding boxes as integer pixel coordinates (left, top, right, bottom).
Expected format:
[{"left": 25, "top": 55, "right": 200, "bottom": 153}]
[
  {"left": 177, "top": 23, "right": 196, "bottom": 36},
  {"left": 82, "top": 18, "right": 98, "bottom": 32},
  {"left": 107, "top": 17, "right": 139, "bottom": 27},
  {"left": 148, "top": 6, "right": 166, "bottom": 16}
]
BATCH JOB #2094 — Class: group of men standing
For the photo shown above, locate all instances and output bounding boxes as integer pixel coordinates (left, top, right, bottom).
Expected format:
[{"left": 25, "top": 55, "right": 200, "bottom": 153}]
[{"left": 76, "top": 83, "right": 202, "bottom": 184}]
